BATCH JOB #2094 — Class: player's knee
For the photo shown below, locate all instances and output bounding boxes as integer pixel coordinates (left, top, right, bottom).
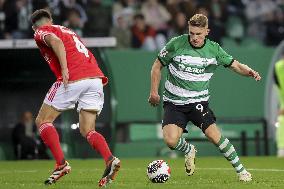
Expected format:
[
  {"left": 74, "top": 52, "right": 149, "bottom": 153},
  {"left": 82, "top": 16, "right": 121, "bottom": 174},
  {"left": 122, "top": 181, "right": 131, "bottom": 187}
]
[
  {"left": 164, "top": 135, "right": 179, "bottom": 149},
  {"left": 35, "top": 115, "right": 53, "bottom": 128},
  {"left": 204, "top": 124, "right": 221, "bottom": 144},
  {"left": 163, "top": 130, "right": 180, "bottom": 149}
]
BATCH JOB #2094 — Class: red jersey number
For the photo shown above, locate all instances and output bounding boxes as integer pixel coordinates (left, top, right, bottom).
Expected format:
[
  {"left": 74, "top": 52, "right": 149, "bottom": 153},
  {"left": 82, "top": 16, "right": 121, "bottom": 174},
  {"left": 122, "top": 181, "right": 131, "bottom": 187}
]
[
  {"left": 35, "top": 25, "right": 108, "bottom": 84},
  {"left": 73, "top": 36, "right": 89, "bottom": 58},
  {"left": 53, "top": 25, "right": 89, "bottom": 58}
]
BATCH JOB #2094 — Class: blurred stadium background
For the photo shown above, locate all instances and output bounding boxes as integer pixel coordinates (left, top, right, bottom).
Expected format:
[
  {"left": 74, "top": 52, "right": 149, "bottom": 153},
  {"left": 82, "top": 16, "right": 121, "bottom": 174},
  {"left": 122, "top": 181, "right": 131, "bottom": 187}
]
[{"left": 0, "top": 0, "right": 284, "bottom": 161}]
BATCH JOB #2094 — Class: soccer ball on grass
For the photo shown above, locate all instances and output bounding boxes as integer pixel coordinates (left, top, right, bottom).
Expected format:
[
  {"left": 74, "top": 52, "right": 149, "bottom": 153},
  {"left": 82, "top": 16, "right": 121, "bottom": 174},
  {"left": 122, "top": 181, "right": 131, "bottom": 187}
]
[{"left": 146, "top": 160, "right": 171, "bottom": 183}]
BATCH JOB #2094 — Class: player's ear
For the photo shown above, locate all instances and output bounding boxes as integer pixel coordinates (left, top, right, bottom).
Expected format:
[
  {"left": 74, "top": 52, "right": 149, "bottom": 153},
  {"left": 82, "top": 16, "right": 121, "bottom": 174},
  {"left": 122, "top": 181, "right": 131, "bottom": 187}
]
[
  {"left": 206, "top": 28, "right": 210, "bottom": 35},
  {"left": 32, "top": 25, "right": 36, "bottom": 32}
]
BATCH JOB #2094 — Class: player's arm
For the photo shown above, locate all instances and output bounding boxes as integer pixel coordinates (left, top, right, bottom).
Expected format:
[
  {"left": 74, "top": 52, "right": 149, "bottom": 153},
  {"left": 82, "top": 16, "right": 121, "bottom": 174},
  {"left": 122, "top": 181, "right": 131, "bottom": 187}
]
[
  {"left": 148, "top": 37, "right": 175, "bottom": 106},
  {"left": 44, "top": 34, "right": 69, "bottom": 87},
  {"left": 148, "top": 59, "right": 163, "bottom": 106},
  {"left": 229, "top": 60, "right": 261, "bottom": 81}
]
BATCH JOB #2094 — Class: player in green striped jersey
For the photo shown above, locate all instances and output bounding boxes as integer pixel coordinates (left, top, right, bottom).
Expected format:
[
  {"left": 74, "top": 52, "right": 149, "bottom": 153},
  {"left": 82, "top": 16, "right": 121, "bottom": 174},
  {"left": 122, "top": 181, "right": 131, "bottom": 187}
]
[{"left": 148, "top": 14, "right": 261, "bottom": 182}]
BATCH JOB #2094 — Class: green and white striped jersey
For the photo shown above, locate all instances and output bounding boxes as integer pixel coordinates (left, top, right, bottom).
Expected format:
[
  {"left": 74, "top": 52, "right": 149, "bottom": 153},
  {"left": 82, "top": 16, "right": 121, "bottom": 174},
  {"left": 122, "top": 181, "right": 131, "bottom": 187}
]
[{"left": 158, "top": 34, "right": 233, "bottom": 105}]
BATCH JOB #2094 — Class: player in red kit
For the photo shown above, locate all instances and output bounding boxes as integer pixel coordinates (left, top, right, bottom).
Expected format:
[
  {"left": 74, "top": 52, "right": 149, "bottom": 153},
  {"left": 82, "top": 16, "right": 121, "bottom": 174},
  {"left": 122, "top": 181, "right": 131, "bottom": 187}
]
[{"left": 30, "top": 9, "right": 120, "bottom": 187}]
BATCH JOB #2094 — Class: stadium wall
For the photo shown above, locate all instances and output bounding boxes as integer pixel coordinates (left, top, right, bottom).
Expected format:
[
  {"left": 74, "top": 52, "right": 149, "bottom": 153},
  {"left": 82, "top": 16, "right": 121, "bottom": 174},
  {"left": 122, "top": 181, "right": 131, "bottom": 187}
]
[{"left": 0, "top": 44, "right": 275, "bottom": 159}]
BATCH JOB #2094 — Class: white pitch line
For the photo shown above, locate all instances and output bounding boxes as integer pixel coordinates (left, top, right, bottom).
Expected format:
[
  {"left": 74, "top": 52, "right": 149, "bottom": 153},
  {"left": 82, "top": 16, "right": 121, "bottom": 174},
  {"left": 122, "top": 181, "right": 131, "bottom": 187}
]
[
  {"left": 118, "top": 167, "right": 284, "bottom": 172},
  {"left": 76, "top": 167, "right": 284, "bottom": 172},
  {"left": 197, "top": 168, "right": 284, "bottom": 172}
]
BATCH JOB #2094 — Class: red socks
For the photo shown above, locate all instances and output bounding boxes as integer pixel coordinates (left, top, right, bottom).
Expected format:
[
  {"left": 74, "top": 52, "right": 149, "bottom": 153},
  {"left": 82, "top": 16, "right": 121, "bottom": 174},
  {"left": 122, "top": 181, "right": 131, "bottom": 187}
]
[
  {"left": 86, "top": 130, "right": 113, "bottom": 164},
  {"left": 39, "top": 123, "right": 65, "bottom": 165},
  {"left": 39, "top": 123, "right": 112, "bottom": 165}
]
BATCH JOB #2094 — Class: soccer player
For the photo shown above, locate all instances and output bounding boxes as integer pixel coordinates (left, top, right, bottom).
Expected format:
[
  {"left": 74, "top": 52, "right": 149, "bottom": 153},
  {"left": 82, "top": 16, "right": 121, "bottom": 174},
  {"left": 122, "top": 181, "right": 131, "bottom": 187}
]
[
  {"left": 148, "top": 14, "right": 261, "bottom": 182},
  {"left": 30, "top": 9, "right": 120, "bottom": 187},
  {"left": 274, "top": 51, "right": 284, "bottom": 157}
]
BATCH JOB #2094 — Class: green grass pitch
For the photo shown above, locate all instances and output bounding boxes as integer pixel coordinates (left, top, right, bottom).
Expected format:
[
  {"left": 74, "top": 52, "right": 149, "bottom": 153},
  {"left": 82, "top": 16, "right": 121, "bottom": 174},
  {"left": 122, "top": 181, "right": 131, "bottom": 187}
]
[{"left": 0, "top": 157, "right": 284, "bottom": 189}]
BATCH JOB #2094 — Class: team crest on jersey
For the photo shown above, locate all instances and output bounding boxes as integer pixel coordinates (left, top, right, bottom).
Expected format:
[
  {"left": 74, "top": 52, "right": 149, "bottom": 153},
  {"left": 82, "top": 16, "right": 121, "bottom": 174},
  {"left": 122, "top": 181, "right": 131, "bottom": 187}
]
[{"left": 159, "top": 47, "right": 168, "bottom": 58}]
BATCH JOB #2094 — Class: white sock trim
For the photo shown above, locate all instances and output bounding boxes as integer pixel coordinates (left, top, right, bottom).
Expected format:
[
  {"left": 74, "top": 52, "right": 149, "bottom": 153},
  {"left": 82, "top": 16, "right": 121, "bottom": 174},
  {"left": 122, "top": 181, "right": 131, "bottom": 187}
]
[
  {"left": 230, "top": 156, "right": 239, "bottom": 164},
  {"left": 219, "top": 138, "right": 229, "bottom": 150},
  {"left": 180, "top": 144, "right": 187, "bottom": 151},
  {"left": 224, "top": 146, "right": 235, "bottom": 157},
  {"left": 236, "top": 164, "right": 244, "bottom": 171},
  {"left": 239, "top": 169, "right": 247, "bottom": 174},
  {"left": 183, "top": 143, "right": 190, "bottom": 153},
  {"left": 39, "top": 123, "right": 53, "bottom": 134}
]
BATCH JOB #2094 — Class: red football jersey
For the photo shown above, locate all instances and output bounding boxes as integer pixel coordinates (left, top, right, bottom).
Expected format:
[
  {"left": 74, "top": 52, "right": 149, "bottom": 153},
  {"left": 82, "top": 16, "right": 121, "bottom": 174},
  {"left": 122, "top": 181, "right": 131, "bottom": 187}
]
[{"left": 34, "top": 25, "right": 108, "bottom": 85}]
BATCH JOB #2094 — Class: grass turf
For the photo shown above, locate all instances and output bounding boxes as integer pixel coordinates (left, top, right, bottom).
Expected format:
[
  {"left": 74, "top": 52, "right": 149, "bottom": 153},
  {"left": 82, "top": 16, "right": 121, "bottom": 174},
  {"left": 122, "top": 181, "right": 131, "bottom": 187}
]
[{"left": 0, "top": 157, "right": 284, "bottom": 189}]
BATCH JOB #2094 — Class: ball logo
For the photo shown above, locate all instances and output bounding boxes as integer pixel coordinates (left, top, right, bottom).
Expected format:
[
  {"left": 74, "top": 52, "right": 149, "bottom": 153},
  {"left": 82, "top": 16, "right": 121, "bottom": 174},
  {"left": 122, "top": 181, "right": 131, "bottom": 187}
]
[{"left": 147, "top": 160, "right": 171, "bottom": 183}]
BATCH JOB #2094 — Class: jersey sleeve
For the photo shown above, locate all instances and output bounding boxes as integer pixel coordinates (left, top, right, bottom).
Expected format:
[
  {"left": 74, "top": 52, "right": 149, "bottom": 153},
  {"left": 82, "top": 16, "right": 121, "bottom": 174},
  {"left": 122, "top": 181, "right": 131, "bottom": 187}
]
[
  {"left": 157, "top": 37, "right": 176, "bottom": 66},
  {"left": 216, "top": 44, "right": 234, "bottom": 67},
  {"left": 34, "top": 27, "right": 54, "bottom": 47}
]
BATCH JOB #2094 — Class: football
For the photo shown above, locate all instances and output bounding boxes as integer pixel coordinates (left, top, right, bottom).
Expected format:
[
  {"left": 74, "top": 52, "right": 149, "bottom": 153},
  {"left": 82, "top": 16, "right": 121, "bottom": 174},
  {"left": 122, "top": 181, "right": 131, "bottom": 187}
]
[{"left": 146, "top": 160, "right": 171, "bottom": 183}]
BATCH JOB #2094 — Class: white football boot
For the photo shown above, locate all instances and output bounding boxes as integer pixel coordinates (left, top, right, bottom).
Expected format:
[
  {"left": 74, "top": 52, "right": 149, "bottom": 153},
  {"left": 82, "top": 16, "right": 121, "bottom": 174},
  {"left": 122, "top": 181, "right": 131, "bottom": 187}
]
[
  {"left": 98, "top": 157, "right": 121, "bottom": 187},
  {"left": 185, "top": 144, "right": 197, "bottom": 176},
  {"left": 238, "top": 171, "right": 252, "bottom": 182}
]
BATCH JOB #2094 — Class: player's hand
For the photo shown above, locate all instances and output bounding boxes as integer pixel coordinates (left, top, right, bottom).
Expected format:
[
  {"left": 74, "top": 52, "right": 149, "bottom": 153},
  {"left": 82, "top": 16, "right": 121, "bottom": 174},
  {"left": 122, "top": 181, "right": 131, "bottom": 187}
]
[
  {"left": 248, "top": 70, "right": 261, "bottom": 81},
  {"left": 62, "top": 68, "right": 69, "bottom": 88},
  {"left": 148, "top": 93, "right": 160, "bottom": 107}
]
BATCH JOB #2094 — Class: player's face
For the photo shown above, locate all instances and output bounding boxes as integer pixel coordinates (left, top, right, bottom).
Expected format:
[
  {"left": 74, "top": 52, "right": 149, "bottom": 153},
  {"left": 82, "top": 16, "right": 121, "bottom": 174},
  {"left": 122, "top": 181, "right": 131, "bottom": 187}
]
[{"left": 188, "top": 25, "right": 209, "bottom": 47}]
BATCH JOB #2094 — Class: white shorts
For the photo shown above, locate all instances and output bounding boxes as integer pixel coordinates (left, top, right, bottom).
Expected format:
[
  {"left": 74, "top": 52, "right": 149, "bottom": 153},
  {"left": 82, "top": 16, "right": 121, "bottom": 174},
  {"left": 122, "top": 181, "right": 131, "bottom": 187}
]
[{"left": 44, "top": 78, "right": 104, "bottom": 114}]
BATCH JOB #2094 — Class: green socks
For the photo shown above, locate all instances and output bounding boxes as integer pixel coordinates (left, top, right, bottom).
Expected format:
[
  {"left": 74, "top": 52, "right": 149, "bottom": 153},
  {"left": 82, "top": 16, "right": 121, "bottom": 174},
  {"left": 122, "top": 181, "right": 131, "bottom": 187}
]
[
  {"left": 172, "top": 137, "right": 191, "bottom": 154},
  {"left": 217, "top": 136, "right": 245, "bottom": 173}
]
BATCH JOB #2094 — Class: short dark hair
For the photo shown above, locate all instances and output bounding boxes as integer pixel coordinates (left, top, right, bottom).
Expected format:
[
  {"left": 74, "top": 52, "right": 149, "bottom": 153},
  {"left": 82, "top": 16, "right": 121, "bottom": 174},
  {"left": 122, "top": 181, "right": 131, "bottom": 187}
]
[{"left": 30, "top": 9, "right": 52, "bottom": 25}]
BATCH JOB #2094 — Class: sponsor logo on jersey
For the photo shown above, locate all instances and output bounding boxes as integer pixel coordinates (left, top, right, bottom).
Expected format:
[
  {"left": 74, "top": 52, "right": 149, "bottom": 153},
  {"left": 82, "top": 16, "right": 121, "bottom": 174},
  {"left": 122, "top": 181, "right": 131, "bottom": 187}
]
[{"left": 178, "top": 64, "right": 205, "bottom": 74}]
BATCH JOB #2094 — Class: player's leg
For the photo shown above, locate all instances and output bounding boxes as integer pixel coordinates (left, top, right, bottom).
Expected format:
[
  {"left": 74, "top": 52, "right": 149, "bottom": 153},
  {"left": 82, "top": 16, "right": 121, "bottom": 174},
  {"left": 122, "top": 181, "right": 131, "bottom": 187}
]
[
  {"left": 163, "top": 124, "right": 190, "bottom": 153},
  {"left": 77, "top": 78, "right": 120, "bottom": 187},
  {"left": 204, "top": 124, "right": 252, "bottom": 182},
  {"left": 37, "top": 81, "right": 78, "bottom": 185},
  {"left": 190, "top": 102, "right": 252, "bottom": 181},
  {"left": 163, "top": 124, "right": 196, "bottom": 176},
  {"left": 79, "top": 109, "right": 120, "bottom": 187},
  {"left": 36, "top": 103, "right": 63, "bottom": 164},
  {"left": 36, "top": 103, "right": 71, "bottom": 184},
  {"left": 162, "top": 102, "right": 196, "bottom": 176},
  {"left": 79, "top": 109, "right": 113, "bottom": 163}
]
